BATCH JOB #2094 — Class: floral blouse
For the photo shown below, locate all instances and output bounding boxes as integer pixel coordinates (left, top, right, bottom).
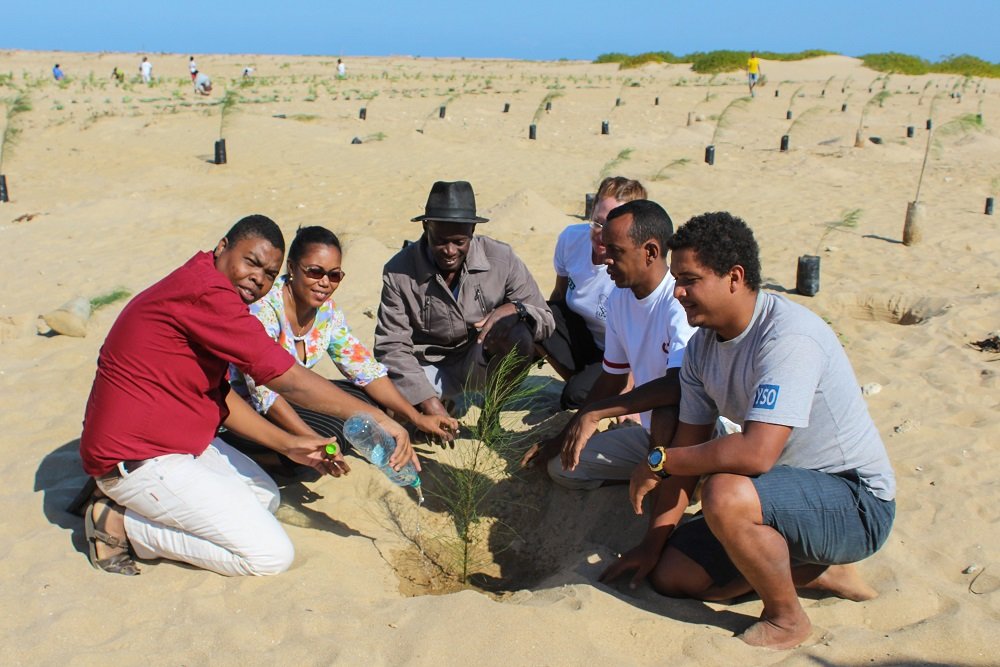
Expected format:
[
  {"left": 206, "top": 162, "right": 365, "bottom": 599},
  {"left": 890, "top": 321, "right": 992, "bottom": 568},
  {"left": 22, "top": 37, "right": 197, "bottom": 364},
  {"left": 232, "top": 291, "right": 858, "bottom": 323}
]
[{"left": 229, "top": 275, "right": 387, "bottom": 414}]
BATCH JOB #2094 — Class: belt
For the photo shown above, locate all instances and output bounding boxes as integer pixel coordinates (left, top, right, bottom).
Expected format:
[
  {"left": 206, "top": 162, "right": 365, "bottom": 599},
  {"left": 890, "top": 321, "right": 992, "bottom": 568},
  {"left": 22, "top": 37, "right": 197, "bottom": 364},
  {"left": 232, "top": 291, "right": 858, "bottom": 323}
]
[{"left": 99, "top": 459, "right": 150, "bottom": 481}]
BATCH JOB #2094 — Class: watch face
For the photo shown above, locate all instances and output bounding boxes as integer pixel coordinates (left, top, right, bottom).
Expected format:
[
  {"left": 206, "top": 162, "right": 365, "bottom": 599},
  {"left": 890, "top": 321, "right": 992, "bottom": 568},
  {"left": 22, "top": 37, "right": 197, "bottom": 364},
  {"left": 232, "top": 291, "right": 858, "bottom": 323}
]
[{"left": 648, "top": 449, "right": 664, "bottom": 467}]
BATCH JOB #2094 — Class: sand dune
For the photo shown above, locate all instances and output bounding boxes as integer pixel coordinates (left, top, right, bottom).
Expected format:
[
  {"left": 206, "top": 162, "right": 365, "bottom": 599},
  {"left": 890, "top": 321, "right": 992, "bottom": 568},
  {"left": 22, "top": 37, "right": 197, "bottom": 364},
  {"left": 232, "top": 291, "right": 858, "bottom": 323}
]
[{"left": 2, "top": 50, "right": 998, "bottom": 665}]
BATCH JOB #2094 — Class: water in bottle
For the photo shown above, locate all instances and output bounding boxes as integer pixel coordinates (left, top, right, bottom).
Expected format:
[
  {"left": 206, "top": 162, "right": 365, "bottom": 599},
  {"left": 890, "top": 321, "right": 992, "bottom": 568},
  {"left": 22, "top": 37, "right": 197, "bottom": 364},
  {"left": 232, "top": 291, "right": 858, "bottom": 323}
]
[{"left": 343, "top": 413, "right": 423, "bottom": 502}]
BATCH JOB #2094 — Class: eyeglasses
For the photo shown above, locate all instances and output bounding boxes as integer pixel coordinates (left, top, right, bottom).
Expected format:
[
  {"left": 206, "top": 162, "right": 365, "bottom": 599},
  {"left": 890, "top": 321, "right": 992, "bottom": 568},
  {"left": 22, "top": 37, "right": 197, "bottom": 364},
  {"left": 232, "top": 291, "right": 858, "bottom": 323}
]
[
  {"left": 299, "top": 264, "right": 346, "bottom": 282},
  {"left": 589, "top": 218, "right": 604, "bottom": 231}
]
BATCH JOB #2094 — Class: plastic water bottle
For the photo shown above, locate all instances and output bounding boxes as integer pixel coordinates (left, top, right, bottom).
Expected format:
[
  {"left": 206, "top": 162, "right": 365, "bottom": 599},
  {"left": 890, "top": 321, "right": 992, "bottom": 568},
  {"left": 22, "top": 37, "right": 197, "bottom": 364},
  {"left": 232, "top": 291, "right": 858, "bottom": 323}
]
[{"left": 343, "top": 414, "right": 423, "bottom": 500}]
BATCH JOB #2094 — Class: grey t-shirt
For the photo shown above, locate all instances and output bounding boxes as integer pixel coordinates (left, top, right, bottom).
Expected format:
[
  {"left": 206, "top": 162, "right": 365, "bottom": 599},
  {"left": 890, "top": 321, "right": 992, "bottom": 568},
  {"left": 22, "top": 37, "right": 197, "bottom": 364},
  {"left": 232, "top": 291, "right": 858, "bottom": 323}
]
[{"left": 679, "top": 291, "right": 896, "bottom": 500}]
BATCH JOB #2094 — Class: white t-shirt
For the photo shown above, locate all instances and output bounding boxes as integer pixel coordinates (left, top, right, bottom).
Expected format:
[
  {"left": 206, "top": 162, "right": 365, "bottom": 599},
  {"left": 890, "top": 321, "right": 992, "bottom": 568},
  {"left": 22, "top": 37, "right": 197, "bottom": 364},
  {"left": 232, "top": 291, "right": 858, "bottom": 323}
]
[
  {"left": 338, "top": 62, "right": 346, "bottom": 76},
  {"left": 189, "top": 60, "right": 197, "bottom": 74},
  {"left": 553, "top": 223, "right": 614, "bottom": 349},
  {"left": 680, "top": 291, "right": 896, "bottom": 500},
  {"left": 140, "top": 61, "right": 152, "bottom": 78},
  {"left": 603, "top": 270, "right": 697, "bottom": 431},
  {"left": 195, "top": 72, "right": 212, "bottom": 92}
]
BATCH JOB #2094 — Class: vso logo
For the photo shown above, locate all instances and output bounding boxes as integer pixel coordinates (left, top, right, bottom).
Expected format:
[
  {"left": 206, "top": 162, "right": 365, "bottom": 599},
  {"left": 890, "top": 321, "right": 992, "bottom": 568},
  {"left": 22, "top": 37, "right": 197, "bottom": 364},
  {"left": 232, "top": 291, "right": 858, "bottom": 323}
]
[{"left": 753, "top": 384, "right": 780, "bottom": 410}]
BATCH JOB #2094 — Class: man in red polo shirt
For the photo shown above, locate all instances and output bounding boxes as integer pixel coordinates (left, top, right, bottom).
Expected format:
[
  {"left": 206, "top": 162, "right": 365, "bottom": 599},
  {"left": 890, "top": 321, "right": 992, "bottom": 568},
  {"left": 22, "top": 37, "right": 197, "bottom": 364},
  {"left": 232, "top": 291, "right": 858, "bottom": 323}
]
[{"left": 81, "top": 214, "right": 415, "bottom": 576}]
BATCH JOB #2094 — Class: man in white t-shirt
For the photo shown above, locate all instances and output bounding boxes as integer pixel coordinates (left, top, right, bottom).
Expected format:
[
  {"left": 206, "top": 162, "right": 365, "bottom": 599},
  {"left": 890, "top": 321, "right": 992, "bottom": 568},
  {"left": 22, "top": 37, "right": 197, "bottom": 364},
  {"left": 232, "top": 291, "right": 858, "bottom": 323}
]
[
  {"left": 540, "top": 176, "right": 646, "bottom": 409},
  {"left": 601, "top": 211, "right": 896, "bottom": 650},
  {"left": 337, "top": 59, "right": 346, "bottom": 78},
  {"left": 545, "top": 199, "right": 696, "bottom": 489},
  {"left": 140, "top": 57, "right": 153, "bottom": 84}
]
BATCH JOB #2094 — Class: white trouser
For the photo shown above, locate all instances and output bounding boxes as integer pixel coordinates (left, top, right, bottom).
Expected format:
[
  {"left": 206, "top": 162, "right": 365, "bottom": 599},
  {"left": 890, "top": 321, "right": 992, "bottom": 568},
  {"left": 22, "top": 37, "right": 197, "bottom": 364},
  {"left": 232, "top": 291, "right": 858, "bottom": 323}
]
[{"left": 96, "top": 438, "right": 294, "bottom": 576}]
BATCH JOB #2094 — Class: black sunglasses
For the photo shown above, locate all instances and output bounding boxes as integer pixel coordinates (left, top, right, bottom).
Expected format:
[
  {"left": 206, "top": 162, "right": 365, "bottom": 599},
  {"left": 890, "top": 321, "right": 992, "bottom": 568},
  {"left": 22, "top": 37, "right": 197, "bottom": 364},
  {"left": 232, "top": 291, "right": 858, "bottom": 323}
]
[{"left": 299, "top": 264, "right": 346, "bottom": 282}]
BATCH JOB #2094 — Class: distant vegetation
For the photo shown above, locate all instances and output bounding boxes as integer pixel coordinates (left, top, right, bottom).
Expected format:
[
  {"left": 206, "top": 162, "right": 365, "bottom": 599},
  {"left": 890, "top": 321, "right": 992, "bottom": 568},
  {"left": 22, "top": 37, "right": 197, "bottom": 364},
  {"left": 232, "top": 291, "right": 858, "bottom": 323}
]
[
  {"left": 595, "top": 50, "right": 835, "bottom": 73},
  {"left": 860, "top": 53, "right": 1000, "bottom": 78},
  {"left": 594, "top": 50, "right": 1000, "bottom": 78}
]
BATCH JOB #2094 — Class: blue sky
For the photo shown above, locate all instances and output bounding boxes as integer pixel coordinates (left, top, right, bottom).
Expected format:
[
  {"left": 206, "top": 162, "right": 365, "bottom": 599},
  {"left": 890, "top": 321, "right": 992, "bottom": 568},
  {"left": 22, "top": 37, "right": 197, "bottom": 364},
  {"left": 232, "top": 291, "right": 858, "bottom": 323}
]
[{"left": 4, "top": 1, "right": 998, "bottom": 63}]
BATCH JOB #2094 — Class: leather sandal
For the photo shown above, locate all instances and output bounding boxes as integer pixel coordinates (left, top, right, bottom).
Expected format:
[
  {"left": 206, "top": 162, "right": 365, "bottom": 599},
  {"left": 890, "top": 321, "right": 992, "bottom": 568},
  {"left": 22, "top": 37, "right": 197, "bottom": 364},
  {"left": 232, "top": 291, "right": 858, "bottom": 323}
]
[{"left": 85, "top": 498, "right": 140, "bottom": 576}]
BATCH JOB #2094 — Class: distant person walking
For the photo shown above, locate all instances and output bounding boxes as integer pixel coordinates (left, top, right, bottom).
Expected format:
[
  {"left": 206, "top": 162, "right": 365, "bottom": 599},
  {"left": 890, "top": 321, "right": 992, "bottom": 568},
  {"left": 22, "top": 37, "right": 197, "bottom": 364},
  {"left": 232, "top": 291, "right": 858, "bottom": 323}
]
[
  {"left": 52, "top": 64, "right": 64, "bottom": 81},
  {"left": 140, "top": 56, "right": 153, "bottom": 84},
  {"left": 189, "top": 56, "right": 198, "bottom": 81},
  {"left": 337, "top": 58, "right": 346, "bottom": 79},
  {"left": 111, "top": 67, "right": 124, "bottom": 84},
  {"left": 747, "top": 51, "right": 762, "bottom": 97}
]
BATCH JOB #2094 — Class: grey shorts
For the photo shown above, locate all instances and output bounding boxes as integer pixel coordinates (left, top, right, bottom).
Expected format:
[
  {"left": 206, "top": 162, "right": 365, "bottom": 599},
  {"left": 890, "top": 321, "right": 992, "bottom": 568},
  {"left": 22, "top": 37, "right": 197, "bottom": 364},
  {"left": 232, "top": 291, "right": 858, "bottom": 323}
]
[{"left": 670, "top": 465, "right": 895, "bottom": 587}]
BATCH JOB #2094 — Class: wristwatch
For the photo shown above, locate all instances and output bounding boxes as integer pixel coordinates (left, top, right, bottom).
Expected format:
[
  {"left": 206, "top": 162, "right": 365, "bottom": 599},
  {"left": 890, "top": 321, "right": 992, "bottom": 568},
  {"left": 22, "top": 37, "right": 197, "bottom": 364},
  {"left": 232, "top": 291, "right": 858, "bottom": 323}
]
[
  {"left": 512, "top": 300, "right": 530, "bottom": 322},
  {"left": 647, "top": 446, "right": 670, "bottom": 479}
]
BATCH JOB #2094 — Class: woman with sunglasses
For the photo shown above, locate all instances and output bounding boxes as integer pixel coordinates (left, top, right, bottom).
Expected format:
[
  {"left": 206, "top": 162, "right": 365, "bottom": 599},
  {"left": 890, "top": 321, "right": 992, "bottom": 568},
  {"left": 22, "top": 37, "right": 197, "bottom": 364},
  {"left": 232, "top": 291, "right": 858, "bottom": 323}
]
[
  {"left": 229, "top": 226, "right": 457, "bottom": 460},
  {"left": 539, "top": 176, "right": 647, "bottom": 409}
]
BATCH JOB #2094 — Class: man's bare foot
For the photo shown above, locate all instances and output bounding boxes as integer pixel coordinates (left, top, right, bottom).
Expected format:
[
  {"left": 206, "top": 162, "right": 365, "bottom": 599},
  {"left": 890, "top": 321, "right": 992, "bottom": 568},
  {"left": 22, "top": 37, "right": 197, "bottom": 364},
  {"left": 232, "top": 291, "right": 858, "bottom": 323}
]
[
  {"left": 739, "top": 612, "right": 811, "bottom": 650},
  {"left": 805, "top": 564, "right": 877, "bottom": 601}
]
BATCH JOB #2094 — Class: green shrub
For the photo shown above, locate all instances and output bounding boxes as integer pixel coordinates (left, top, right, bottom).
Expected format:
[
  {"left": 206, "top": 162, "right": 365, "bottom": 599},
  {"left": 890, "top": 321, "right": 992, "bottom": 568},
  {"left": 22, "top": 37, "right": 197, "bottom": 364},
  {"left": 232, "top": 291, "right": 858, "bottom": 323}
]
[
  {"left": 935, "top": 55, "right": 1000, "bottom": 77},
  {"left": 863, "top": 52, "right": 1000, "bottom": 78},
  {"left": 860, "top": 52, "right": 930, "bottom": 75}
]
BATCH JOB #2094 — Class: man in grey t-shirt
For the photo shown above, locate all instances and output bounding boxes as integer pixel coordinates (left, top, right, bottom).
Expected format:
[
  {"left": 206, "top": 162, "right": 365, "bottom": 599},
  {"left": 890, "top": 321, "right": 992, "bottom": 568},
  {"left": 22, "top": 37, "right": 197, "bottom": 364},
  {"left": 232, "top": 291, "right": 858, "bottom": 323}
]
[{"left": 601, "top": 212, "right": 895, "bottom": 650}]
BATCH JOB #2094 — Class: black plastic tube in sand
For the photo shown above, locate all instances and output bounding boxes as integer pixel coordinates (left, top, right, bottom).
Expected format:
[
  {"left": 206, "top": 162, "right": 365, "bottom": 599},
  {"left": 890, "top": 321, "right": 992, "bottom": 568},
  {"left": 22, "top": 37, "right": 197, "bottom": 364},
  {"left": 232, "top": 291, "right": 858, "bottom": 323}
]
[
  {"left": 841, "top": 103, "right": 847, "bottom": 112},
  {"left": 705, "top": 145, "right": 715, "bottom": 165},
  {"left": 796, "top": 255, "right": 820, "bottom": 296},
  {"left": 774, "top": 90, "right": 779, "bottom": 97},
  {"left": 0, "top": 175, "right": 8, "bottom": 202},
  {"left": 214, "top": 139, "right": 227, "bottom": 165},
  {"left": 529, "top": 124, "right": 536, "bottom": 140},
  {"left": 986, "top": 197, "right": 995, "bottom": 215},
  {"left": 601, "top": 121, "right": 609, "bottom": 135},
  {"left": 786, "top": 110, "right": 792, "bottom": 120},
  {"left": 655, "top": 97, "right": 659, "bottom": 105},
  {"left": 926, "top": 119, "right": 932, "bottom": 130},
  {"left": 906, "top": 126, "right": 914, "bottom": 138},
  {"left": 503, "top": 103, "right": 510, "bottom": 113},
  {"left": 615, "top": 97, "right": 621, "bottom": 106},
  {"left": 439, "top": 106, "right": 446, "bottom": 119},
  {"left": 359, "top": 107, "right": 366, "bottom": 120},
  {"left": 780, "top": 135, "right": 790, "bottom": 152},
  {"left": 585, "top": 193, "right": 595, "bottom": 219},
  {"left": 545, "top": 101, "right": 552, "bottom": 111}
]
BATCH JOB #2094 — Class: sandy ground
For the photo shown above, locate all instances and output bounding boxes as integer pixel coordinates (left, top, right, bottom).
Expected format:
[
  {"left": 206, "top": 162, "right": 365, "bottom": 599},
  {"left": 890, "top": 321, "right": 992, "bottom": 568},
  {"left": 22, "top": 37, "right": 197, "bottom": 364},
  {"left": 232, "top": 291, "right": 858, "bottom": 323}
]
[{"left": 1, "top": 50, "right": 998, "bottom": 665}]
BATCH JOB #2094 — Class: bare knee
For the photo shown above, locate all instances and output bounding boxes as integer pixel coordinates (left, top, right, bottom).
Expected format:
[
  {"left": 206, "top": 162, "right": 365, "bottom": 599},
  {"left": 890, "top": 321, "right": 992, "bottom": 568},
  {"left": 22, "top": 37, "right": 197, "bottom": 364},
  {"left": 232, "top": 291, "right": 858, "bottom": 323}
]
[{"left": 700, "top": 473, "right": 761, "bottom": 529}]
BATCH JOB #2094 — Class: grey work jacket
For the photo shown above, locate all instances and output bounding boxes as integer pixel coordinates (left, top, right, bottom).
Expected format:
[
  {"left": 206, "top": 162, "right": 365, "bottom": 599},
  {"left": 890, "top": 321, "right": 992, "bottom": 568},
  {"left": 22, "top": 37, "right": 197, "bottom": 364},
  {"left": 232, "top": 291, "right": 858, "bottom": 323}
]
[{"left": 374, "top": 234, "right": 554, "bottom": 405}]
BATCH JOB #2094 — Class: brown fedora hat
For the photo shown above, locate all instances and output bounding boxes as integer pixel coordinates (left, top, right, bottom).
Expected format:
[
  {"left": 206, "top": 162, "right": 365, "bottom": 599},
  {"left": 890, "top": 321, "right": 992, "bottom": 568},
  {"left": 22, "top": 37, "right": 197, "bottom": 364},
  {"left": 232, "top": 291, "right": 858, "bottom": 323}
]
[{"left": 411, "top": 180, "right": 489, "bottom": 223}]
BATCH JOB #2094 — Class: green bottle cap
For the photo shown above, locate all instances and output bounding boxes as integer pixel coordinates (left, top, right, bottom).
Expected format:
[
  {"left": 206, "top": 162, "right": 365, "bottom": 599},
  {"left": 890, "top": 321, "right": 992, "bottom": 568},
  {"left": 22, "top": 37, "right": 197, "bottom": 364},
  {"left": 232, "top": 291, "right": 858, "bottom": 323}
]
[{"left": 325, "top": 442, "right": 339, "bottom": 456}]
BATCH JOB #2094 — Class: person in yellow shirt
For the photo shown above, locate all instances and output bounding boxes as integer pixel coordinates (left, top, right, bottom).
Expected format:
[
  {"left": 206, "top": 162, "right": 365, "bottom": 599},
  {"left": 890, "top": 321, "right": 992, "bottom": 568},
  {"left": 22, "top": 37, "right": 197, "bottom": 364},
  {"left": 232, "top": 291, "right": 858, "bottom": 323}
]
[{"left": 747, "top": 52, "right": 762, "bottom": 97}]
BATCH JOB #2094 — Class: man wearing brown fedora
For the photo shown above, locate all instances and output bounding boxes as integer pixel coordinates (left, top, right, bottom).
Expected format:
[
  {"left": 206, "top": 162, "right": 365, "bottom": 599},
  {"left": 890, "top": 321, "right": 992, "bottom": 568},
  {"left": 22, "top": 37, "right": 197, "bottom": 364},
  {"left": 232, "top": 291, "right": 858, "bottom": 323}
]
[{"left": 374, "top": 181, "right": 554, "bottom": 419}]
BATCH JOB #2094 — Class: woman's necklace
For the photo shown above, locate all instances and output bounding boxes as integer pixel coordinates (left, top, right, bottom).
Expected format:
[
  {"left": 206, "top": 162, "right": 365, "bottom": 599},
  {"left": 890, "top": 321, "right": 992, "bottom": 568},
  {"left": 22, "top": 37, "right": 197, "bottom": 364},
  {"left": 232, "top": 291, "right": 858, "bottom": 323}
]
[{"left": 284, "top": 282, "right": 316, "bottom": 343}]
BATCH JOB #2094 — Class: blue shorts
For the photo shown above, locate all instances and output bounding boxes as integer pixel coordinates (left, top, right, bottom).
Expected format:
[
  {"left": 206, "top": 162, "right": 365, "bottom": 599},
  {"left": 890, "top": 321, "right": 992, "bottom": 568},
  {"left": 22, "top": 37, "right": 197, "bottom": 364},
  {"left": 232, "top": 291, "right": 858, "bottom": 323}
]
[
  {"left": 669, "top": 465, "right": 895, "bottom": 587},
  {"left": 748, "top": 73, "right": 759, "bottom": 83}
]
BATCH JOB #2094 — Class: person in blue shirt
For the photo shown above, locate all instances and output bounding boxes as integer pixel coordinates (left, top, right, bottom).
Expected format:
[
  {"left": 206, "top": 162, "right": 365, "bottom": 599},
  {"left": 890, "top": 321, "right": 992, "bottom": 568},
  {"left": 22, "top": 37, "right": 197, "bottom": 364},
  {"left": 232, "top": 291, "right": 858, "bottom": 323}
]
[{"left": 53, "top": 64, "right": 64, "bottom": 81}]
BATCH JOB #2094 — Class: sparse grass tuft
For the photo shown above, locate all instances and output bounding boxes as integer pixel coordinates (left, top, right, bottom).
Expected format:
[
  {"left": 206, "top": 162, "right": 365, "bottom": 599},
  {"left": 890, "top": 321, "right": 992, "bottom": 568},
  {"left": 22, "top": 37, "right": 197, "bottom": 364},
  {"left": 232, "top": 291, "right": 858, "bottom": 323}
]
[
  {"left": 652, "top": 157, "right": 691, "bottom": 181},
  {"left": 532, "top": 91, "right": 563, "bottom": 124},
  {"left": 599, "top": 148, "right": 634, "bottom": 178},
  {"left": 710, "top": 95, "right": 751, "bottom": 145},
  {"left": 90, "top": 289, "right": 131, "bottom": 310},
  {"left": 0, "top": 92, "right": 31, "bottom": 173},
  {"left": 816, "top": 209, "right": 861, "bottom": 253}
]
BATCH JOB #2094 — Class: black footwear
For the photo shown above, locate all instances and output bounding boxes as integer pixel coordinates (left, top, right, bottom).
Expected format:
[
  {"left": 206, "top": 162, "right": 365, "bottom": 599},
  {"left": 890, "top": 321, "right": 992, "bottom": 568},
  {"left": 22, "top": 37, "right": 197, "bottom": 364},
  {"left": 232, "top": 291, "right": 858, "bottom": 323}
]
[{"left": 85, "top": 498, "right": 140, "bottom": 576}]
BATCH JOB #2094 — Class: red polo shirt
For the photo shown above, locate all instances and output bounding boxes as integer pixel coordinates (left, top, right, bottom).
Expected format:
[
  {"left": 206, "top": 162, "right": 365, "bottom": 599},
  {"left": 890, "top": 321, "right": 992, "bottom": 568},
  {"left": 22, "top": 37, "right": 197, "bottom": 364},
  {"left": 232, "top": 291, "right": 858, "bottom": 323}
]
[{"left": 80, "top": 252, "right": 295, "bottom": 476}]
